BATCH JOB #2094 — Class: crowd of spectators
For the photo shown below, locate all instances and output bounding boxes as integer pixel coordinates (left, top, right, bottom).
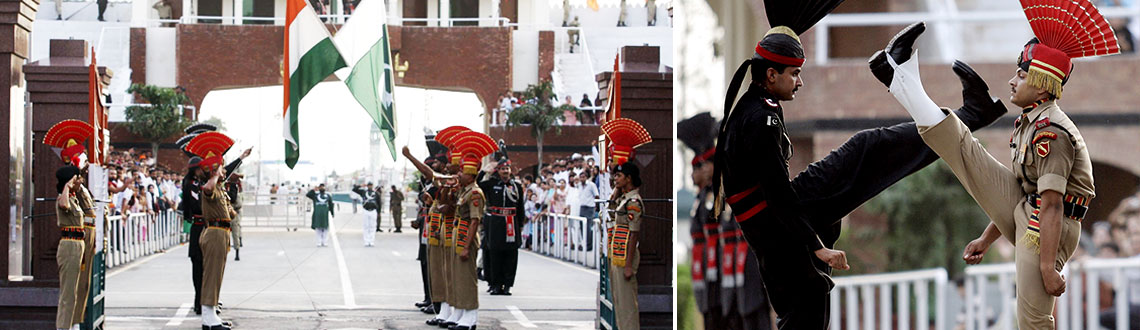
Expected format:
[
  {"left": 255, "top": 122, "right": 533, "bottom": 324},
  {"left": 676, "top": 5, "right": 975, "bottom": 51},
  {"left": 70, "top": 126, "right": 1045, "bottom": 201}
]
[
  {"left": 520, "top": 143, "right": 611, "bottom": 250},
  {"left": 103, "top": 147, "right": 183, "bottom": 217}
]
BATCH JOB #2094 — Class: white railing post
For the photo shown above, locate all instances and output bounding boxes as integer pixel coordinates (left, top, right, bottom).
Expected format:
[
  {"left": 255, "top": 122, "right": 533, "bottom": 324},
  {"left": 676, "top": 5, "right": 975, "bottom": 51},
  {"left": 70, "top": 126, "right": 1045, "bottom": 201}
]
[
  {"left": 916, "top": 280, "right": 929, "bottom": 330},
  {"left": 1088, "top": 267, "right": 1099, "bottom": 330},
  {"left": 900, "top": 280, "right": 910, "bottom": 330},
  {"left": 862, "top": 284, "right": 875, "bottom": 329},
  {"left": 846, "top": 285, "right": 859, "bottom": 329}
]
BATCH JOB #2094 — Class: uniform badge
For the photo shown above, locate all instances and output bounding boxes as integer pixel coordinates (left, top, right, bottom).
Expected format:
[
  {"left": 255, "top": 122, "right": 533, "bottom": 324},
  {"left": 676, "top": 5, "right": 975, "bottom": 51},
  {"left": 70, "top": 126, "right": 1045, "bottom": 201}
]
[
  {"left": 765, "top": 98, "right": 779, "bottom": 108},
  {"left": 766, "top": 116, "right": 779, "bottom": 127},
  {"left": 1033, "top": 131, "right": 1058, "bottom": 144},
  {"left": 1035, "top": 118, "right": 1050, "bottom": 129},
  {"left": 1036, "top": 141, "right": 1050, "bottom": 157}
]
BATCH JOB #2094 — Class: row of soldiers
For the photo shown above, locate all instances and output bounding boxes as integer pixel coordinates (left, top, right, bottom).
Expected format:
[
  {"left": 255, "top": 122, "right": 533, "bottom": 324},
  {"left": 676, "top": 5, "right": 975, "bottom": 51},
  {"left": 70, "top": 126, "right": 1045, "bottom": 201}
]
[
  {"left": 402, "top": 126, "right": 498, "bottom": 330},
  {"left": 46, "top": 119, "right": 248, "bottom": 330}
]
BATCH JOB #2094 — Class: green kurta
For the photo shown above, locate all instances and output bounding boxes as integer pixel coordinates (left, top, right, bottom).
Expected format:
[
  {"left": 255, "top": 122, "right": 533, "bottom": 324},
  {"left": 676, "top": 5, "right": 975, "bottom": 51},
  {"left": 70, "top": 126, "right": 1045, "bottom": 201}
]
[{"left": 307, "top": 190, "right": 335, "bottom": 230}]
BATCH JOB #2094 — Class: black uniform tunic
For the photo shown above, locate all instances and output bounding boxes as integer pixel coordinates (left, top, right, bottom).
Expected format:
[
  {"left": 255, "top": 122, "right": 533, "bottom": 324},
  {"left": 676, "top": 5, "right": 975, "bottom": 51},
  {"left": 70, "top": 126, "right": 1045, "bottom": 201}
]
[{"left": 477, "top": 172, "right": 525, "bottom": 289}]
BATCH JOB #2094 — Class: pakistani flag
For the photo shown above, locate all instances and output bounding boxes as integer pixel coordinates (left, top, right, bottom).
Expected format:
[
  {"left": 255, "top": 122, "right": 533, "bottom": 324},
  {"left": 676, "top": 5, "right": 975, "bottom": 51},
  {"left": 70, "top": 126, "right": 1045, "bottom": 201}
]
[
  {"left": 284, "top": 0, "right": 347, "bottom": 169},
  {"left": 334, "top": 0, "right": 398, "bottom": 160}
]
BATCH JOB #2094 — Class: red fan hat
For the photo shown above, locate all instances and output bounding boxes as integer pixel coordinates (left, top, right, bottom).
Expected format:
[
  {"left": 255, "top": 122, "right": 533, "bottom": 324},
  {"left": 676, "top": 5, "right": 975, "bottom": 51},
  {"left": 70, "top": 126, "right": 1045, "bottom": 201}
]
[
  {"left": 449, "top": 131, "right": 498, "bottom": 175},
  {"left": 44, "top": 119, "right": 94, "bottom": 168},
  {"left": 601, "top": 118, "right": 652, "bottom": 166},
  {"left": 186, "top": 132, "right": 235, "bottom": 172},
  {"left": 1017, "top": 0, "right": 1120, "bottom": 99},
  {"left": 435, "top": 126, "right": 472, "bottom": 165}
]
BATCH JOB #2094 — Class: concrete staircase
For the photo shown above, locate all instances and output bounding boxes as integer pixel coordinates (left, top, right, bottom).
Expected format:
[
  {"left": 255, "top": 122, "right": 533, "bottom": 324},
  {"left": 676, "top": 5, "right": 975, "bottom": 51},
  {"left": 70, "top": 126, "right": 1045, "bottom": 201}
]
[{"left": 31, "top": 20, "right": 135, "bottom": 121}]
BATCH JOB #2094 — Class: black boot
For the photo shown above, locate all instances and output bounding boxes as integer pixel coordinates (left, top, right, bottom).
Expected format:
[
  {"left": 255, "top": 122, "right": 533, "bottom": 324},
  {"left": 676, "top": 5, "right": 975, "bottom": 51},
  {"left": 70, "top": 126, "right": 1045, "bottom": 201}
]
[
  {"left": 950, "top": 60, "right": 1008, "bottom": 131},
  {"left": 234, "top": 250, "right": 240, "bottom": 261},
  {"left": 489, "top": 286, "right": 504, "bottom": 295},
  {"left": 868, "top": 22, "right": 926, "bottom": 88},
  {"left": 502, "top": 286, "right": 512, "bottom": 296},
  {"left": 421, "top": 305, "right": 436, "bottom": 314},
  {"left": 416, "top": 300, "right": 431, "bottom": 308},
  {"left": 426, "top": 318, "right": 443, "bottom": 326},
  {"left": 202, "top": 325, "right": 231, "bottom": 330}
]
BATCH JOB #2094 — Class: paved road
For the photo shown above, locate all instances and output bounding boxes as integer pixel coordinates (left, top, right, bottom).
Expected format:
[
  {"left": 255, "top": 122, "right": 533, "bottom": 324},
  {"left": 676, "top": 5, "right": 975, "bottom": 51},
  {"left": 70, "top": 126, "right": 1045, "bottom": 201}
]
[{"left": 105, "top": 203, "right": 599, "bottom": 329}]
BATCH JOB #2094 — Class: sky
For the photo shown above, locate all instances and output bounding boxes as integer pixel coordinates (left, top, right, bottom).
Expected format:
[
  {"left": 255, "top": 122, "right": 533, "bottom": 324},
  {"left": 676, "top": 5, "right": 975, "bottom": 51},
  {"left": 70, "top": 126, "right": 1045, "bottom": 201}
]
[{"left": 198, "top": 81, "right": 483, "bottom": 188}]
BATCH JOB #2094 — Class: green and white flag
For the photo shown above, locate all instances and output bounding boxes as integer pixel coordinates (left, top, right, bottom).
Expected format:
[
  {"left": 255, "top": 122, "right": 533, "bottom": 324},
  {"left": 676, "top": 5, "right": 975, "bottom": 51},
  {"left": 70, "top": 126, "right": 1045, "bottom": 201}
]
[{"left": 334, "top": 0, "right": 397, "bottom": 160}]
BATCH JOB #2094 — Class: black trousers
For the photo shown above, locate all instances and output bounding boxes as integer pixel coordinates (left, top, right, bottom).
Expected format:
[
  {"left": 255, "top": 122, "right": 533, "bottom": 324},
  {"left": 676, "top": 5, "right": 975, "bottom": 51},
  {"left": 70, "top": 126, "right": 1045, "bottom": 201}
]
[
  {"left": 483, "top": 247, "right": 518, "bottom": 288},
  {"left": 418, "top": 244, "right": 430, "bottom": 302},
  {"left": 189, "top": 223, "right": 205, "bottom": 308},
  {"left": 743, "top": 122, "right": 945, "bottom": 329}
]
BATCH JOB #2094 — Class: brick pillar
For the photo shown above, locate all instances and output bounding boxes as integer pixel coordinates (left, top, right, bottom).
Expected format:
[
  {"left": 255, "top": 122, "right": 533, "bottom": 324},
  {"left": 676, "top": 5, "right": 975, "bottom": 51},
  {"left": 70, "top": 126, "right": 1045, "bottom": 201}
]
[{"left": 0, "top": 1, "right": 52, "bottom": 327}]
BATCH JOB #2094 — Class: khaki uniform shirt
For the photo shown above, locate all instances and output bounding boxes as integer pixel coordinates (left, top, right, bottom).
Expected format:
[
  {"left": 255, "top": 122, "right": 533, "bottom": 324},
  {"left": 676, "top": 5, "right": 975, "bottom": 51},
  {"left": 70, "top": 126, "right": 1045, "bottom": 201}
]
[
  {"left": 58, "top": 194, "right": 83, "bottom": 228},
  {"left": 202, "top": 186, "right": 234, "bottom": 221},
  {"left": 1010, "top": 100, "right": 1095, "bottom": 200},
  {"left": 609, "top": 188, "right": 644, "bottom": 232},
  {"left": 455, "top": 182, "right": 484, "bottom": 253}
]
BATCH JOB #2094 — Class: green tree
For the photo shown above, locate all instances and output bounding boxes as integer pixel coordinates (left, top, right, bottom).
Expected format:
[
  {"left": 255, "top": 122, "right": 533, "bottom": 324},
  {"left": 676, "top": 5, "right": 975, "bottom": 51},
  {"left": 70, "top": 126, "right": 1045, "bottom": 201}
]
[
  {"left": 124, "top": 84, "right": 193, "bottom": 161},
  {"left": 202, "top": 116, "right": 227, "bottom": 132},
  {"left": 504, "top": 80, "right": 579, "bottom": 172},
  {"left": 862, "top": 161, "right": 993, "bottom": 279}
]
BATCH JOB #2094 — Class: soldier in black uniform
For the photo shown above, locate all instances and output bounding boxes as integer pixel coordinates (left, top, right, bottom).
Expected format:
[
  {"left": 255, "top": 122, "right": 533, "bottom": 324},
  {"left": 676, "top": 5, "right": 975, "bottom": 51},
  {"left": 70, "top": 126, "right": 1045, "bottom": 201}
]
[
  {"left": 178, "top": 124, "right": 249, "bottom": 317},
  {"left": 680, "top": 113, "right": 773, "bottom": 329},
  {"left": 414, "top": 137, "right": 448, "bottom": 313},
  {"left": 478, "top": 159, "right": 525, "bottom": 295},
  {"left": 713, "top": 2, "right": 1008, "bottom": 328}
]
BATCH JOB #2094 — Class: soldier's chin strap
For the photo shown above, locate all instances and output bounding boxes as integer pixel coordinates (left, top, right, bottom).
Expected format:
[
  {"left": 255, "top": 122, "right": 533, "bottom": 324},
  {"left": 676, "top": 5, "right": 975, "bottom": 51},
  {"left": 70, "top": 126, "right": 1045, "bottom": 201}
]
[{"left": 712, "top": 59, "right": 754, "bottom": 219}]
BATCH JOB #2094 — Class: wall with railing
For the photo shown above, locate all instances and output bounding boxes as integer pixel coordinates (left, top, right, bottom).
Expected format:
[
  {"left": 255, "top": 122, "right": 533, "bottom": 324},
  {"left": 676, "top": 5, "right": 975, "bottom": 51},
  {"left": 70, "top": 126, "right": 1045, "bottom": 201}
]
[
  {"left": 526, "top": 212, "right": 602, "bottom": 269},
  {"left": 105, "top": 210, "right": 186, "bottom": 268},
  {"left": 826, "top": 258, "right": 1140, "bottom": 330},
  {"left": 236, "top": 192, "right": 313, "bottom": 229}
]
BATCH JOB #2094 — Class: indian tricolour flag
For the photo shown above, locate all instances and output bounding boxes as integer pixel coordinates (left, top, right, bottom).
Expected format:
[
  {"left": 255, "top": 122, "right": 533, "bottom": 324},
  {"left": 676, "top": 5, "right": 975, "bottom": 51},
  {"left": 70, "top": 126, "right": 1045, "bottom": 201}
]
[
  {"left": 284, "top": 0, "right": 346, "bottom": 169},
  {"left": 333, "top": 0, "right": 397, "bottom": 160}
]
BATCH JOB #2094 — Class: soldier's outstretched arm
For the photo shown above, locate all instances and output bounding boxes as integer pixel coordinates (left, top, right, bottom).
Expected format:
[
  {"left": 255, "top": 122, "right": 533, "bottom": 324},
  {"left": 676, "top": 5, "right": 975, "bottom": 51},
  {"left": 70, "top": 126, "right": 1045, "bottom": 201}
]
[{"left": 402, "top": 146, "right": 437, "bottom": 181}]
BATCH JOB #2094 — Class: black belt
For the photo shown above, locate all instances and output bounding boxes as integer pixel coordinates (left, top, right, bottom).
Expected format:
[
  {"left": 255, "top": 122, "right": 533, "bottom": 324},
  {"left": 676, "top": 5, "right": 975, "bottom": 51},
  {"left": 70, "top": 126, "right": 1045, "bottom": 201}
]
[
  {"left": 1028, "top": 193, "right": 1090, "bottom": 221},
  {"left": 208, "top": 220, "right": 232, "bottom": 229},
  {"left": 61, "top": 227, "right": 85, "bottom": 240},
  {"left": 191, "top": 215, "right": 206, "bottom": 225}
]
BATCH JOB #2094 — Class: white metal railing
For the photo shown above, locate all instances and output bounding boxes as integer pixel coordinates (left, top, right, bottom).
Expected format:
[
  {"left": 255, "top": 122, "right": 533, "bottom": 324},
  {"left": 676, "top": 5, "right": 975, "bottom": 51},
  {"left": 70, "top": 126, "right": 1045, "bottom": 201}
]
[
  {"left": 830, "top": 268, "right": 948, "bottom": 330},
  {"left": 965, "top": 258, "right": 1140, "bottom": 330},
  {"left": 106, "top": 210, "right": 185, "bottom": 268},
  {"left": 962, "top": 256, "right": 1140, "bottom": 328},
  {"left": 493, "top": 105, "right": 604, "bottom": 127},
  {"left": 238, "top": 192, "right": 312, "bottom": 229},
  {"left": 527, "top": 212, "right": 601, "bottom": 269},
  {"left": 814, "top": 6, "right": 1140, "bottom": 64}
]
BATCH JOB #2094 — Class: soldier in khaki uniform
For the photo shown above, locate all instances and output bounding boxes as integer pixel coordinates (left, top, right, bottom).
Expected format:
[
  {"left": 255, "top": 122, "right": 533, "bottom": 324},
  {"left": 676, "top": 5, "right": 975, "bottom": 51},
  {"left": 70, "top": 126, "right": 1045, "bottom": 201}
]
[
  {"left": 448, "top": 130, "right": 497, "bottom": 330},
  {"left": 404, "top": 125, "right": 471, "bottom": 328},
  {"left": 188, "top": 132, "right": 240, "bottom": 330},
  {"left": 43, "top": 119, "right": 97, "bottom": 330},
  {"left": 73, "top": 175, "right": 101, "bottom": 326},
  {"left": 56, "top": 167, "right": 85, "bottom": 330},
  {"left": 601, "top": 118, "right": 653, "bottom": 330},
  {"left": 873, "top": 6, "right": 1119, "bottom": 327}
]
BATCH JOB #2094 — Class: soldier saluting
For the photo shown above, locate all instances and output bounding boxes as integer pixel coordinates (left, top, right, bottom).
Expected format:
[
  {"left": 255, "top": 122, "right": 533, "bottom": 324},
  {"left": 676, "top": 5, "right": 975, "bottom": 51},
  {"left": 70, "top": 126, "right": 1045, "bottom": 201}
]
[{"left": 478, "top": 156, "right": 524, "bottom": 296}]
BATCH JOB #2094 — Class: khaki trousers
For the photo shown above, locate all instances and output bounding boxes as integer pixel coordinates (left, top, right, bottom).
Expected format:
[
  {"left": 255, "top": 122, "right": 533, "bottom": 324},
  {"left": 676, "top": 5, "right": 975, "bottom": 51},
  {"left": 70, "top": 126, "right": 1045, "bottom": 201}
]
[
  {"left": 919, "top": 112, "right": 1081, "bottom": 329},
  {"left": 450, "top": 236, "right": 480, "bottom": 310},
  {"left": 73, "top": 226, "right": 96, "bottom": 324},
  {"left": 56, "top": 239, "right": 84, "bottom": 328},
  {"left": 609, "top": 247, "right": 640, "bottom": 330},
  {"left": 429, "top": 244, "right": 447, "bottom": 302},
  {"left": 230, "top": 213, "right": 242, "bottom": 249},
  {"left": 199, "top": 227, "right": 230, "bottom": 306}
]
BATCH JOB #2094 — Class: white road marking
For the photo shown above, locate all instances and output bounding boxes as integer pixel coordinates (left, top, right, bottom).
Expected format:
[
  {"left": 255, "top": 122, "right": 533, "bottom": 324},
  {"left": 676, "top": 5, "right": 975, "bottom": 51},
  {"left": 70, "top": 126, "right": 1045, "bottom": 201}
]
[
  {"left": 165, "top": 302, "right": 193, "bottom": 326},
  {"left": 391, "top": 251, "right": 401, "bottom": 257},
  {"left": 508, "top": 305, "right": 537, "bottom": 328},
  {"left": 330, "top": 217, "right": 357, "bottom": 307},
  {"left": 107, "top": 244, "right": 184, "bottom": 278}
]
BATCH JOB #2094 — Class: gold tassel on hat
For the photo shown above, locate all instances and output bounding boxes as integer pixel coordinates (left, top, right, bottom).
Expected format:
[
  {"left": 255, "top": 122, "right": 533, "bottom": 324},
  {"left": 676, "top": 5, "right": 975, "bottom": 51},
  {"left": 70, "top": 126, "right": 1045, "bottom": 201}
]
[
  {"left": 1027, "top": 66, "right": 1064, "bottom": 99},
  {"left": 765, "top": 26, "right": 801, "bottom": 42}
]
